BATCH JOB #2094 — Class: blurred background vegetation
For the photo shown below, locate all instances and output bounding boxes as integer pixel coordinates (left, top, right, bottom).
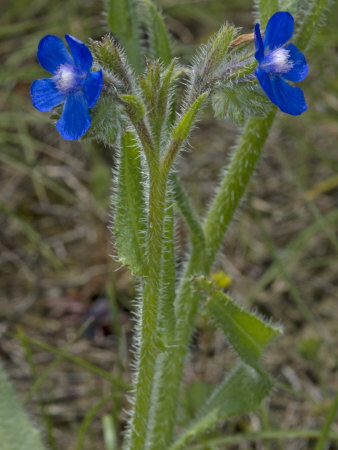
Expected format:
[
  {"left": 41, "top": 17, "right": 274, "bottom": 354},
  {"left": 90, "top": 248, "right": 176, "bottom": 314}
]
[{"left": 0, "top": 0, "right": 337, "bottom": 449}]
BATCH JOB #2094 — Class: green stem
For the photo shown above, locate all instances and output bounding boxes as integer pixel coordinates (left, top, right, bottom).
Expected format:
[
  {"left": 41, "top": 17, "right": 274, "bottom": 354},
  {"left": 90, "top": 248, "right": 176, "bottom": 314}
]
[
  {"left": 157, "top": 190, "right": 176, "bottom": 345},
  {"left": 203, "top": 112, "right": 276, "bottom": 266},
  {"left": 128, "top": 162, "right": 168, "bottom": 450},
  {"left": 170, "top": 172, "right": 205, "bottom": 251},
  {"left": 149, "top": 111, "right": 277, "bottom": 448}
]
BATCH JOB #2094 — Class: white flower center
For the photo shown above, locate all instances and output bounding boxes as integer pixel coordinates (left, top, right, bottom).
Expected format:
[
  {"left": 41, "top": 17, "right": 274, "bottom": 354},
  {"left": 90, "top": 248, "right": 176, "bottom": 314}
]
[
  {"left": 55, "top": 65, "right": 84, "bottom": 93},
  {"left": 261, "top": 48, "right": 293, "bottom": 74}
]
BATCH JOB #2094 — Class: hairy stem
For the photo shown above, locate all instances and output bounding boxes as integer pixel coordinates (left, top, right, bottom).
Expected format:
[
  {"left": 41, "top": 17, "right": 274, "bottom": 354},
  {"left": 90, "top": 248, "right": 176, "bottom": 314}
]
[
  {"left": 203, "top": 111, "right": 276, "bottom": 265},
  {"left": 127, "top": 162, "right": 168, "bottom": 450},
  {"left": 149, "top": 111, "right": 276, "bottom": 448},
  {"left": 170, "top": 172, "right": 205, "bottom": 250}
]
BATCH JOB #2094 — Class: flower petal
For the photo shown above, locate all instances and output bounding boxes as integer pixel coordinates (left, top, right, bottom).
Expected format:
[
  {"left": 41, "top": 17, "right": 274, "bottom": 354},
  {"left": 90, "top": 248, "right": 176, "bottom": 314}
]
[
  {"left": 30, "top": 78, "right": 66, "bottom": 112},
  {"left": 37, "top": 35, "right": 73, "bottom": 74},
  {"left": 254, "top": 23, "right": 264, "bottom": 63},
  {"left": 83, "top": 70, "right": 103, "bottom": 108},
  {"left": 282, "top": 43, "right": 309, "bottom": 82},
  {"left": 271, "top": 76, "right": 307, "bottom": 115},
  {"left": 264, "top": 12, "right": 294, "bottom": 51},
  {"left": 256, "top": 68, "right": 307, "bottom": 115},
  {"left": 65, "top": 35, "right": 93, "bottom": 73},
  {"left": 56, "top": 91, "right": 91, "bottom": 140},
  {"left": 255, "top": 68, "right": 279, "bottom": 106}
]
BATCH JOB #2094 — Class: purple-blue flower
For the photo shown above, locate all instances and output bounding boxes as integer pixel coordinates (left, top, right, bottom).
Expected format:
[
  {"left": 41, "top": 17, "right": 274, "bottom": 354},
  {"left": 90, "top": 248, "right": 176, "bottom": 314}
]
[
  {"left": 254, "top": 12, "right": 308, "bottom": 116},
  {"left": 31, "top": 35, "right": 103, "bottom": 140}
]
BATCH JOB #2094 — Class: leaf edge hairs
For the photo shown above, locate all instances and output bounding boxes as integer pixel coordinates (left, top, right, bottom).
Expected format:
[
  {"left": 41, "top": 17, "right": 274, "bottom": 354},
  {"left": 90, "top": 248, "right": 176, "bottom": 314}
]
[
  {"left": 30, "top": 35, "right": 103, "bottom": 140},
  {"left": 254, "top": 11, "right": 309, "bottom": 116}
]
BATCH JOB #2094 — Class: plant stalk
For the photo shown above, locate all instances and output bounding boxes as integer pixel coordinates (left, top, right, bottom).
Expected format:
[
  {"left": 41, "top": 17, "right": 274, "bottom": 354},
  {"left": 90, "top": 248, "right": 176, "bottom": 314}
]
[
  {"left": 127, "top": 160, "right": 168, "bottom": 450},
  {"left": 149, "top": 111, "right": 276, "bottom": 448}
]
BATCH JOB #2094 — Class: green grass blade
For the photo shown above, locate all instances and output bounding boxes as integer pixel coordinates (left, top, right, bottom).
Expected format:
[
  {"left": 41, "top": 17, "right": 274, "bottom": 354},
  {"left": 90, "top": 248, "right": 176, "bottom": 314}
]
[
  {"left": 315, "top": 392, "right": 338, "bottom": 450},
  {"left": 75, "top": 397, "right": 113, "bottom": 450},
  {"left": 189, "top": 429, "right": 338, "bottom": 449},
  {"left": 16, "top": 335, "right": 131, "bottom": 390}
]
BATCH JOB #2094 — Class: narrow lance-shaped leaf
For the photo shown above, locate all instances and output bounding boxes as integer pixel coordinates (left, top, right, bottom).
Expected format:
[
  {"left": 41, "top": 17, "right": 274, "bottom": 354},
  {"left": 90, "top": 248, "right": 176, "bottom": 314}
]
[
  {"left": 172, "top": 93, "right": 208, "bottom": 141},
  {"left": 169, "top": 363, "right": 275, "bottom": 450},
  {"left": 198, "top": 24, "right": 237, "bottom": 81},
  {"left": 196, "top": 277, "right": 282, "bottom": 367},
  {"left": 142, "top": 0, "right": 172, "bottom": 65},
  {"left": 163, "top": 93, "right": 207, "bottom": 172},
  {"left": 0, "top": 365, "right": 46, "bottom": 450},
  {"left": 114, "top": 131, "right": 146, "bottom": 275},
  {"left": 106, "top": 0, "right": 143, "bottom": 73}
]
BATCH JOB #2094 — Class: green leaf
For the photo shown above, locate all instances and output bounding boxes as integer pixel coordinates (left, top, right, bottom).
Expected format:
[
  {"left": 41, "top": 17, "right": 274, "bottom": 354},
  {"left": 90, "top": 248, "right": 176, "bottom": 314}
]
[
  {"left": 90, "top": 36, "right": 133, "bottom": 91},
  {"left": 196, "top": 23, "right": 237, "bottom": 81},
  {"left": 114, "top": 131, "right": 147, "bottom": 275},
  {"left": 169, "top": 364, "right": 274, "bottom": 450},
  {"left": 120, "top": 94, "right": 146, "bottom": 122},
  {"left": 142, "top": 0, "right": 172, "bottom": 65},
  {"left": 212, "top": 82, "right": 272, "bottom": 126},
  {"left": 106, "top": 0, "right": 143, "bottom": 73},
  {"left": 197, "top": 278, "right": 281, "bottom": 367},
  {"left": 254, "top": 0, "right": 279, "bottom": 28},
  {"left": 0, "top": 365, "right": 46, "bottom": 450},
  {"left": 139, "top": 60, "right": 176, "bottom": 146},
  {"left": 172, "top": 93, "right": 207, "bottom": 140},
  {"left": 86, "top": 97, "right": 122, "bottom": 145}
]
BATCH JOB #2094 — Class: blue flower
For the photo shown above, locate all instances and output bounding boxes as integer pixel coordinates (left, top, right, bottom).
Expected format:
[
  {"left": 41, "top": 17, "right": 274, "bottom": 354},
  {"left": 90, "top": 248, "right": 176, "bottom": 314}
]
[
  {"left": 31, "top": 35, "right": 103, "bottom": 140},
  {"left": 254, "top": 12, "right": 308, "bottom": 116}
]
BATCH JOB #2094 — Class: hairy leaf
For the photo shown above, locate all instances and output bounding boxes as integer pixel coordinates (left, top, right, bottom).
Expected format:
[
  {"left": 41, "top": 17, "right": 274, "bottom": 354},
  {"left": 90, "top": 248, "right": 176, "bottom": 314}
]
[
  {"left": 91, "top": 36, "right": 133, "bottom": 92},
  {"left": 139, "top": 60, "right": 176, "bottom": 146},
  {"left": 106, "top": 0, "right": 143, "bottom": 73},
  {"left": 201, "top": 281, "right": 282, "bottom": 366},
  {"left": 114, "top": 131, "right": 146, "bottom": 274},
  {"left": 172, "top": 93, "right": 207, "bottom": 140},
  {"left": 120, "top": 94, "right": 146, "bottom": 122},
  {"left": 170, "top": 364, "right": 274, "bottom": 450},
  {"left": 0, "top": 365, "right": 46, "bottom": 450},
  {"left": 196, "top": 24, "right": 237, "bottom": 82},
  {"left": 142, "top": 0, "right": 172, "bottom": 65},
  {"left": 86, "top": 97, "right": 122, "bottom": 145},
  {"left": 212, "top": 82, "right": 272, "bottom": 126}
]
